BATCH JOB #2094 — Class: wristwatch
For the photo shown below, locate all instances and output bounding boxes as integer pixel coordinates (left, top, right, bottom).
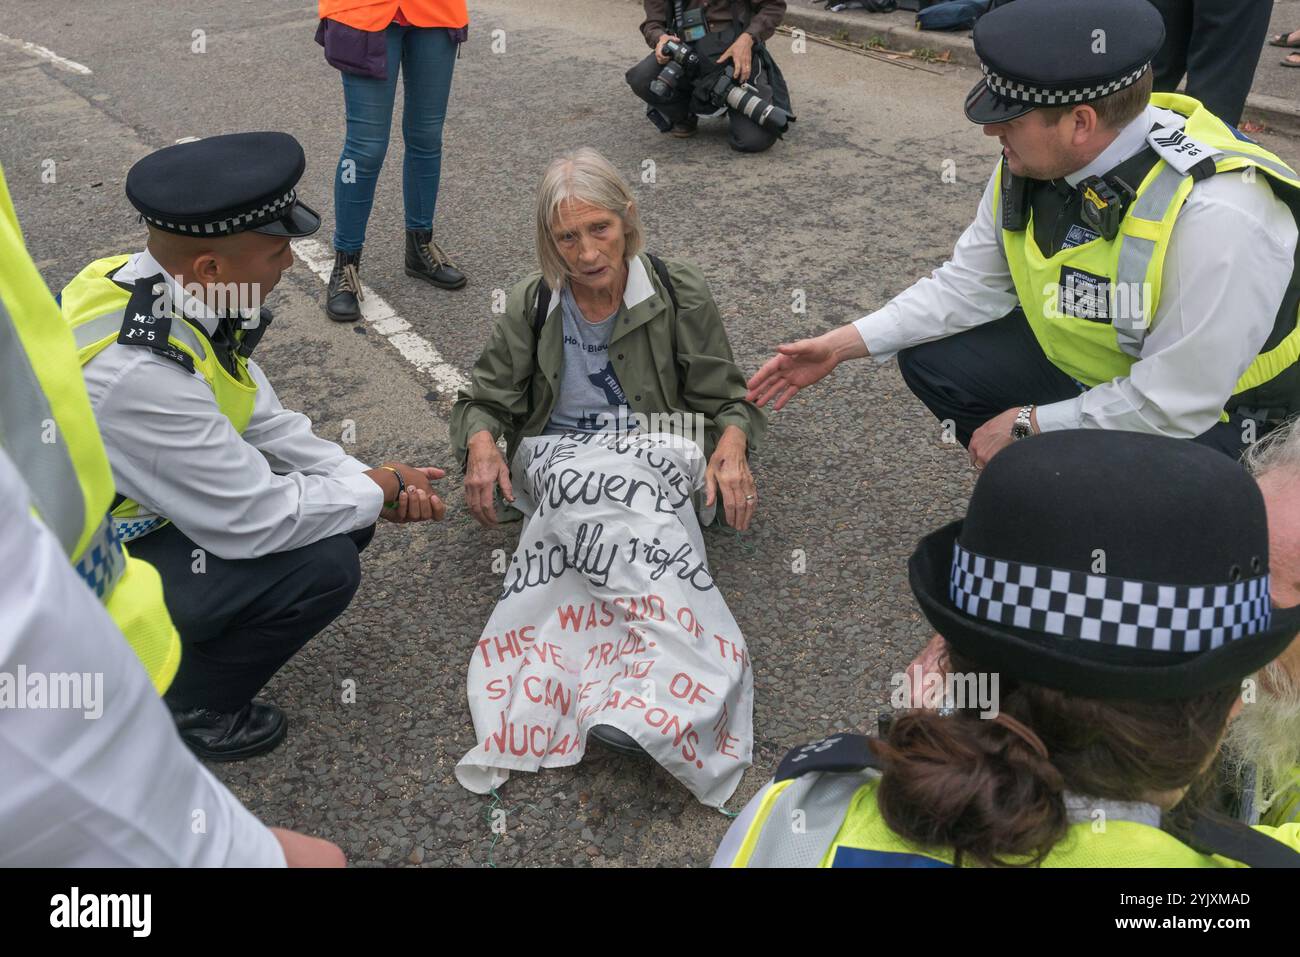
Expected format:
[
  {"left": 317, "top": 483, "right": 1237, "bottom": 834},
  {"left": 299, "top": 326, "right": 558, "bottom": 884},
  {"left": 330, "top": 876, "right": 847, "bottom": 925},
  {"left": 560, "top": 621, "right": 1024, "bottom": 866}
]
[{"left": 1011, "top": 405, "right": 1035, "bottom": 440}]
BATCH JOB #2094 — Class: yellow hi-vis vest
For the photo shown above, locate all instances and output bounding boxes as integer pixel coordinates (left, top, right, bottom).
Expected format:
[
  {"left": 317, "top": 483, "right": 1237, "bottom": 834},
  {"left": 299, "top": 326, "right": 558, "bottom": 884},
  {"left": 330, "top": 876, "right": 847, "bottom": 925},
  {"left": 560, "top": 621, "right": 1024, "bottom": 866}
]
[
  {"left": 727, "top": 750, "right": 1300, "bottom": 868},
  {"left": 0, "top": 168, "right": 181, "bottom": 694},
  {"left": 996, "top": 92, "right": 1300, "bottom": 420},
  {"left": 59, "top": 256, "right": 258, "bottom": 541}
]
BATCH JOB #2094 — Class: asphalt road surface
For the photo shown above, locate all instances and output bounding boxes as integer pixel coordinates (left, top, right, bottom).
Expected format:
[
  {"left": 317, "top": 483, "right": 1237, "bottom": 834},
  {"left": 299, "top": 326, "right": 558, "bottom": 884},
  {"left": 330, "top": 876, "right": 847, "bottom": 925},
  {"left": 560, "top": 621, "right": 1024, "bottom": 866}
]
[{"left": 4, "top": 0, "right": 1296, "bottom": 867}]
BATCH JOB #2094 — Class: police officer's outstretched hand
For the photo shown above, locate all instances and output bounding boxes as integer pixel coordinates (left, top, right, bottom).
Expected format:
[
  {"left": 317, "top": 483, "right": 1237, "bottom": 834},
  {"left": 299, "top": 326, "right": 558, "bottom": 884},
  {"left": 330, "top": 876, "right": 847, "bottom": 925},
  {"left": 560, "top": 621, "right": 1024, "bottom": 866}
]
[
  {"left": 747, "top": 326, "right": 866, "bottom": 411},
  {"left": 369, "top": 463, "right": 447, "bottom": 523}
]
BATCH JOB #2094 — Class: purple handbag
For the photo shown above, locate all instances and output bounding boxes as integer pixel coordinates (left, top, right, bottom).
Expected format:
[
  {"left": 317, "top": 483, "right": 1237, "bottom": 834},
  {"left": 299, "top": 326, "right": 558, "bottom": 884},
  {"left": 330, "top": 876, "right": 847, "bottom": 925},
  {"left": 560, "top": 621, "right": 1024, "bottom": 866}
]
[
  {"left": 315, "top": 19, "right": 469, "bottom": 78},
  {"left": 315, "top": 18, "right": 389, "bottom": 79}
]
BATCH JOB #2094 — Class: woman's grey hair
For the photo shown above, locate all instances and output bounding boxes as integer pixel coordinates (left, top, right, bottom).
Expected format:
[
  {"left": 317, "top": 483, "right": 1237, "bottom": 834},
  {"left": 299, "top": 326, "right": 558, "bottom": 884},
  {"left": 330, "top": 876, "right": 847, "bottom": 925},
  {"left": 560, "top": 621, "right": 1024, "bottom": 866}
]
[
  {"left": 535, "top": 147, "right": 643, "bottom": 289},
  {"left": 1243, "top": 415, "right": 1300, "bottom": 480}
]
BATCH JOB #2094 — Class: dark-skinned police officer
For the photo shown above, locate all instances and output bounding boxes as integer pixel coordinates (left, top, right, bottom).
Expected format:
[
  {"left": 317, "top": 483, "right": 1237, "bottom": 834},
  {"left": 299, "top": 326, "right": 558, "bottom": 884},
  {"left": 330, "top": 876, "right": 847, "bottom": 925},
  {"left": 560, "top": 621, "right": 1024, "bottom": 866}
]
[
  {"left": 59, "top": 133, "right": 448, "bottom": 761},
  {"left": 626, "top": 1, "right": 794, "bottom": 153},
  {"left": 748, "top": 0, "right": 1300, "bottom": 468}
]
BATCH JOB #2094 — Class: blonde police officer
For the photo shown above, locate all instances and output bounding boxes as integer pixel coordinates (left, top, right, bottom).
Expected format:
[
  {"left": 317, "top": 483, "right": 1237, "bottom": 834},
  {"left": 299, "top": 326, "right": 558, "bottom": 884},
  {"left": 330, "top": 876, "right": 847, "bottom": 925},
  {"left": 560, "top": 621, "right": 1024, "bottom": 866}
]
[
  {"left": 748, "top": 0, "right": 1300, "bottom": 468},
  {"left": 61, "top": 133, "right": 447, "bottom": 761},
  {"left": 716, "top": 431, "right": 1300, "bottom": 868}
]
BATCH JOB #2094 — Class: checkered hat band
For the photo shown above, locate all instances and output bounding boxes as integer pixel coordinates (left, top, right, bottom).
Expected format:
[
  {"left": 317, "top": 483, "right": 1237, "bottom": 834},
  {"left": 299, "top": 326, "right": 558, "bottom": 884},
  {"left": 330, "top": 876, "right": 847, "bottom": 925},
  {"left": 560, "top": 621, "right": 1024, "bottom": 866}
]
[
  {"left": 143, "top": 188, "right": 296, "bottom": 236},
  {"left": 982, "top": 62, "right": 1149, "bottom": 107},
  {"left": 949, "top": 542, "right": 1272, "bottom": 653}
]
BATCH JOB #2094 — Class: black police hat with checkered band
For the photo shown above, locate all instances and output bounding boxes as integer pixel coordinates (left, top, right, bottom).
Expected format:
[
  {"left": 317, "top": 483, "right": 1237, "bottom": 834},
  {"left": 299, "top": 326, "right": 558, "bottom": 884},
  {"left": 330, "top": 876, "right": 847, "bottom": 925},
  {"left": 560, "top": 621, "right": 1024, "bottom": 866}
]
[
  {"left": 963, "top": 0, "right": 1165, "bottom": 125},
  {"left": 125, "top": 132, "right": 320, "bottom": 238},
  {"left": 908, "top": 431, "right": 1300, "bottom": 700}
]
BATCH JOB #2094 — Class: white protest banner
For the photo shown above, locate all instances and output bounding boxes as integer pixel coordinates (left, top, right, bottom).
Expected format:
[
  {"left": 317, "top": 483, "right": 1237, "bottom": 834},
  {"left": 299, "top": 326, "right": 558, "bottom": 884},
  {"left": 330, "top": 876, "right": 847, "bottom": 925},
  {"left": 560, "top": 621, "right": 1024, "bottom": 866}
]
[{"left": 455, "top": 432, "right": 753, "bottom": 808}]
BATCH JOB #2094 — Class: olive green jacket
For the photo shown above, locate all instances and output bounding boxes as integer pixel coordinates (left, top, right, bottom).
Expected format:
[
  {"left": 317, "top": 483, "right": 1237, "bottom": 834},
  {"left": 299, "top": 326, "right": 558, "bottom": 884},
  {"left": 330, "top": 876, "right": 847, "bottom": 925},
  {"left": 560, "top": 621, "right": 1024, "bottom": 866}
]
[{"left": 450, "top": 253, "right": 766, "bottom": 469}]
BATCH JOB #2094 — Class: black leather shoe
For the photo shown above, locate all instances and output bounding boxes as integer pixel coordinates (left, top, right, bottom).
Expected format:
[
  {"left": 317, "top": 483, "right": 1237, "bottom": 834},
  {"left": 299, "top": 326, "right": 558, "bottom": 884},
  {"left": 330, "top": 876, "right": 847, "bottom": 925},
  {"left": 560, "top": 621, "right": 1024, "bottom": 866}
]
[
  {"left": 405, "top": 229, "right": 467, "bottom": 290},
  {"left": 588, "top": 723, "right": 647, "bottom": 757},
  {"left": 326, "top": 248, "right": 364, "bottom": 322},
  {"left": 170, "top": 701, "right": 288, "bottom": 762},
  {"left": 670, "top": 115, "right": 698, "bottom": 138}
]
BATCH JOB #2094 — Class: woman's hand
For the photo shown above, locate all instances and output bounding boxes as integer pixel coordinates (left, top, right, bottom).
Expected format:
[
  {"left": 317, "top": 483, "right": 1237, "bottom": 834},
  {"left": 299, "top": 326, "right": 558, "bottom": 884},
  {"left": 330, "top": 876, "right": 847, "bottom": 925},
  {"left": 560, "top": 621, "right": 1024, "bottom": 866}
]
[
  {"left": 465, "top": 431, "right": 515, "bottom": 528},
  {"left": 706, "top": 426, "right": 757, "bottom": 531}
]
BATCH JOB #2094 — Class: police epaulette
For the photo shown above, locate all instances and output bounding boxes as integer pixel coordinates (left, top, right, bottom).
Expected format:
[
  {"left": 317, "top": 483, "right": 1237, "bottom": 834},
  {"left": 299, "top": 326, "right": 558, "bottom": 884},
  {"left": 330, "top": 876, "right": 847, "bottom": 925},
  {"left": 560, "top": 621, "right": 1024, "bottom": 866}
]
[
  {"left": 774, "top": 733, "right": 882, "bottom": 782},
  {"left": 117, "top": 273, "right": 196, "bottom": 374}
]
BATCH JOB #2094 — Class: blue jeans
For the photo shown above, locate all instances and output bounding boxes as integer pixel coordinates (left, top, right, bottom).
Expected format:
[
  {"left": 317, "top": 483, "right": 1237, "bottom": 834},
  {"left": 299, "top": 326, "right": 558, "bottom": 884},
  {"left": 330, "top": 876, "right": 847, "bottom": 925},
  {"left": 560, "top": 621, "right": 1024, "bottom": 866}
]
[{"left": 332, "top": 25, "right": 457, "bottom": 252}]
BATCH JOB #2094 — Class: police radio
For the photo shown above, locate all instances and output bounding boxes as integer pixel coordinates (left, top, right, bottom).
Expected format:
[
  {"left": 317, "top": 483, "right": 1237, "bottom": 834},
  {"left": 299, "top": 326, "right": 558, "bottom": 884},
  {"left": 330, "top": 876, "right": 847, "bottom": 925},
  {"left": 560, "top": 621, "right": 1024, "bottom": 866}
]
[
  {"left": 1000, "top": 162, "right": 1030, "bottom": 232},
  {"left": 1077, "top": 174, "right": 1136, "bottom": 242}
]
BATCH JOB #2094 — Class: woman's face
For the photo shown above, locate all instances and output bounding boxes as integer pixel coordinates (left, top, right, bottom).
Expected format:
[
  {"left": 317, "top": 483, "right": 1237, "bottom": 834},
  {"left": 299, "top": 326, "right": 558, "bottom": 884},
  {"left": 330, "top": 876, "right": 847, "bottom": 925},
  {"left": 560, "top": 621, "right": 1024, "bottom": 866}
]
[{"left": 551, "top": 199, "right": 627, "bottom": 298}]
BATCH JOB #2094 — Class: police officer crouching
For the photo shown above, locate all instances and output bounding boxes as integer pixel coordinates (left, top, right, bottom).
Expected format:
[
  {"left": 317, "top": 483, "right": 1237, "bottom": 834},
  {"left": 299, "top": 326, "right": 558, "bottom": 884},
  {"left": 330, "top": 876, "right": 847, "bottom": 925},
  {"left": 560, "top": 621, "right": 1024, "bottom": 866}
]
[
  {"left": 715, "top": 431, "right": 1300, "bottom": 868},
  {"left": 60, "top": 133, "right": 448, "bottom": 761},
  {"left": 626, "top": 0, "right": 794, "bottom": 153},
  {"left": 749, "top": 0, "right": 1300, "bottom": 466}
]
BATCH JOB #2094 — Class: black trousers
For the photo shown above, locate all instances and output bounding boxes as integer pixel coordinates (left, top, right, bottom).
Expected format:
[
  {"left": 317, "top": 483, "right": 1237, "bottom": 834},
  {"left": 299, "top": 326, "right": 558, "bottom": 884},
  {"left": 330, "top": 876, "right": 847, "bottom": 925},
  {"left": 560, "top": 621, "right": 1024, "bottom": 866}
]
[
  {"left": 130, "top": 522, "right": 375, "bottom": 712},
  {"left": 1149, "top": 0, "right": 1272, "bottom": 127},
  {"left": 895, "top": 309, "right": 1254, "bottom": 459},
  {"left": 625, "top": 36, "right": 785, "bottom": 153}
]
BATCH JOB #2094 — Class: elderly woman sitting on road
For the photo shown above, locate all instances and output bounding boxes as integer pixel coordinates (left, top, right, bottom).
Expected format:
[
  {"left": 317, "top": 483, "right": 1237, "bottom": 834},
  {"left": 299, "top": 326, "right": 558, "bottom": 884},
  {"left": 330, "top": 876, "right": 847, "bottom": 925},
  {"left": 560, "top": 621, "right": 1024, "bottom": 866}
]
[
  {"left": 450, "top": 146, "right": 765, "bottom": 530},
  {"left": 449, "top": 148, "right": 764, "bottom": 803}
]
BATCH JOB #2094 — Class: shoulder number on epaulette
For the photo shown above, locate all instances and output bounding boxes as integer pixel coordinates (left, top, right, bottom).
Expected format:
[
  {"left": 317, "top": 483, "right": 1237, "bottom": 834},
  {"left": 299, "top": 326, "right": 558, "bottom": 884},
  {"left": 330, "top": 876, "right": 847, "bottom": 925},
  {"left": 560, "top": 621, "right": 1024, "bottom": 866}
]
[{"left": 117, "top": 274, "right": 195, "bottom": 374}]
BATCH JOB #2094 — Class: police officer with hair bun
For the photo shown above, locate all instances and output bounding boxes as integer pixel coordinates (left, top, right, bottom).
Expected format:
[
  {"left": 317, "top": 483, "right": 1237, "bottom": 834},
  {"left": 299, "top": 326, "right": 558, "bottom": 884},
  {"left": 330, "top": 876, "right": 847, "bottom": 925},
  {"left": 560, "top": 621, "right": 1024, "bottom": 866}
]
[
  {"left": 60, "top": 133, "right": 448, "bottom": 761},
  {"left": 749, "top": 0, "right": 1300, "bottom": 466},
  {"left": 715, "top": 430, "right": 1300, "bottom": 868}
]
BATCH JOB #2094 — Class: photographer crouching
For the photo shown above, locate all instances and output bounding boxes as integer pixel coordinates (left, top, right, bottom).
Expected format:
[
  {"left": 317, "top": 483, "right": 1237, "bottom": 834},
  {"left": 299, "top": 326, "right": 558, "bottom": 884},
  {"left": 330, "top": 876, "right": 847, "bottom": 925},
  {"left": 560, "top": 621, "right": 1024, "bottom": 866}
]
[{"left": 626, "top": 1, "right": 794, "bottom": 153}]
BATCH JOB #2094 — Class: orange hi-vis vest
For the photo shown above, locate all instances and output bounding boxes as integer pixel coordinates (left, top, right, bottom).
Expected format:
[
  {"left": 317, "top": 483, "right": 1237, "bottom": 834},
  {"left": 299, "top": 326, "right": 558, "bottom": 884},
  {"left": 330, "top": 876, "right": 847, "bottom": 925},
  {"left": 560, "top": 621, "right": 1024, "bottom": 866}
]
[{"left": 318, "top": 0, "right": 468, "bottom": 31}]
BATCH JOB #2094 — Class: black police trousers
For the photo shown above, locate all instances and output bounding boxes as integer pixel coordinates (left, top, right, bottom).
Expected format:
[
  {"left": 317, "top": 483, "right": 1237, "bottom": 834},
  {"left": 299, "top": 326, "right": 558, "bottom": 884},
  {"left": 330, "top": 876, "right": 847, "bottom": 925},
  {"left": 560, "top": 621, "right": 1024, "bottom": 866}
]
[
  {"left": 1148, "top": 0, "right": 1272, "bottom": 128},
  {"left": 625, "top": 34, "right": 787, "bottom": 153},
  {"left": 130, "top": 522, "right": 374, "bottom": 712},
  {"left": 895, "top": 308, "right": 1258, "bottom": 460}
]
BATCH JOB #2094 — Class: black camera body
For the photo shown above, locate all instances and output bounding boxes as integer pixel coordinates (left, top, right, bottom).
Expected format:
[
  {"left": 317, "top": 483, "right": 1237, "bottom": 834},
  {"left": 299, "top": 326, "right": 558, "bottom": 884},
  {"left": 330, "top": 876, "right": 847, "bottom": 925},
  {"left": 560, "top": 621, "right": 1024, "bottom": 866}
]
[{"left": 649, "top": 38, "right": 703, "bottom": 99}]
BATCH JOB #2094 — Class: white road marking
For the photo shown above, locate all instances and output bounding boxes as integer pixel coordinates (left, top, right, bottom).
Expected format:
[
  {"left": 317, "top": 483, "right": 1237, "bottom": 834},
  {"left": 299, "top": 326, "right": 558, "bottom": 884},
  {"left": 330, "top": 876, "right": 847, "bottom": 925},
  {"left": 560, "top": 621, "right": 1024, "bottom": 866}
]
[
  {"left": 292, "top": 238, "right": 470, "bottom": 397},
  {"left": 0, "top": 33, "right": 92, "bottom": 75}
]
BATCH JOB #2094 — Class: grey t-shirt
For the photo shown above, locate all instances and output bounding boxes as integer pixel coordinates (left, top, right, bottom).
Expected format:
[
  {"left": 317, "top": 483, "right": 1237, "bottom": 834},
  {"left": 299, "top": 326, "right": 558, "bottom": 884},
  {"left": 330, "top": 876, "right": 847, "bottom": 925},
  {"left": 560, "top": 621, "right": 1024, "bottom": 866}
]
[{"left": 544, "top": 286, "right": 630, "bottom": 433}]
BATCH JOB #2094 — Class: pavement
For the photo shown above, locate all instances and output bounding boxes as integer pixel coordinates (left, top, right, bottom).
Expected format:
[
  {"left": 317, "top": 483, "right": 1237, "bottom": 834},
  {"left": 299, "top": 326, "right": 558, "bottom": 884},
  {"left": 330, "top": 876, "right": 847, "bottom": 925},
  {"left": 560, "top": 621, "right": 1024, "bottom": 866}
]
[
  {"left": 1, "top": 0, "right": 1296, "bottom": 867},
  {"left": 780, "top": 0, "right": 1300, "bottom": 137}
]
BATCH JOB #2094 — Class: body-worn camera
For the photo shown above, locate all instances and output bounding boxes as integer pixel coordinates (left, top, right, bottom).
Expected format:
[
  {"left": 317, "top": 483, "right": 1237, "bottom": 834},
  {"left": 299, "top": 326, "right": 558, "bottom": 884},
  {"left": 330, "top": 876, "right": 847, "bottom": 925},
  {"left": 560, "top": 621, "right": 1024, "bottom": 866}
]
[
  {"left": 649, "top": 39, "right": 795, "bottom": 135},
  {"left": 1078, "top": 174, "right": 1136, "bottom": 241}
]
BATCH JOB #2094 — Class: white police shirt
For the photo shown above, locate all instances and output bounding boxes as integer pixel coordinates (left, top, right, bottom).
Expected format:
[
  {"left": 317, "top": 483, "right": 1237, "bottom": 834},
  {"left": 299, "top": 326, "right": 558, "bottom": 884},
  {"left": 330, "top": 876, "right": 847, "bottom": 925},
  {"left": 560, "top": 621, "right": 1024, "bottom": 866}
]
[
  {"left": 80, "top": 249, "right": 384, "bottom": 560},
  {"left": 0, "top": 446, "right": 284, "bottom": 867},
  {"left": 853, "top": 105, "right": 1298, "bottom": 438}
]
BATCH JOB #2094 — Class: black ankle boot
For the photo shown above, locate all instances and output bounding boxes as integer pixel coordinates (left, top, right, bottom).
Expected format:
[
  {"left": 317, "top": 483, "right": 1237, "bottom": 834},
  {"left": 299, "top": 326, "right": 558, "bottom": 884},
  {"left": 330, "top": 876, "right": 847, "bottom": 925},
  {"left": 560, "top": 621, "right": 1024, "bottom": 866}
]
[
  {"left": 404, "top": 229, "right": 467, "bottom": 290},
  {"left": 326, "top": 248, "right": 363, "bottom": 322},
  {"left": 169, "top": 700, "right": 288, "bottom": 762}
]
